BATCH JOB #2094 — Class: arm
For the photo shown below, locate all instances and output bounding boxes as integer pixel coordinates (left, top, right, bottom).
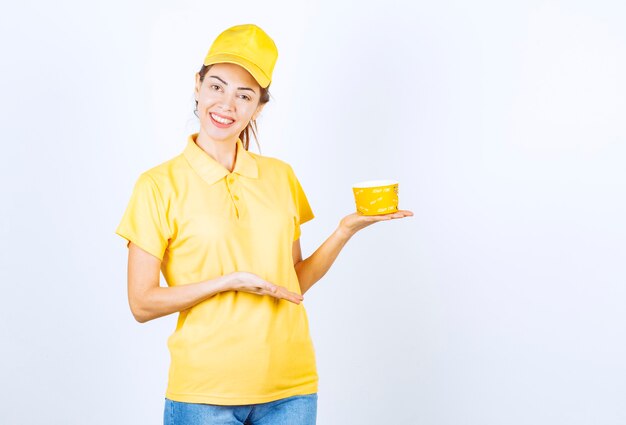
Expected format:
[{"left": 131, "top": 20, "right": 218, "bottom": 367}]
[
  {"left": 293, "top": 209, "right": 414, "bottom": 295},
  {"left": 127, "top": 242, "right": 230, "bottom": 323},
  {"left": 127, "top": 242, "right": 304, "bottom": 323},
  {"left": 293, "top": 227, "right": 352, "bottom": 295}
]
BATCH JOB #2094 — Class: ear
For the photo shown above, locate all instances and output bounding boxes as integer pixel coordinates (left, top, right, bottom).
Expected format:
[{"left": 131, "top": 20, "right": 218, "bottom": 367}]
[
  {"left": 194, "top": 73, "right": 201, "bottom": 101},
  {"left": 251, "top": 102, "right": 266, "bottom": 121}
]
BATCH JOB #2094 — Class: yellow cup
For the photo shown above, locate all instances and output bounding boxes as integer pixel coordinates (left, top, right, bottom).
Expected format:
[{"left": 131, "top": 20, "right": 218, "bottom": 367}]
[{"left": 352, "top": 179, "right": 399, "bottom": 215}]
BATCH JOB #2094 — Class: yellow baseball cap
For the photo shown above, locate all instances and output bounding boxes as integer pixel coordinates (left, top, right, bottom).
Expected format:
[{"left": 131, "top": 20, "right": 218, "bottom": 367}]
[{"left": 203, "top": 24, "right": 278, "bottom": 88}]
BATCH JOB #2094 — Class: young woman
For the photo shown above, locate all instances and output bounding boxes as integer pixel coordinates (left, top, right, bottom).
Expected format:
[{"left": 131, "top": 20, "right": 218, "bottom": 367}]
[{"left": 115, "top": 23, "right": 413, "bottom": 425}]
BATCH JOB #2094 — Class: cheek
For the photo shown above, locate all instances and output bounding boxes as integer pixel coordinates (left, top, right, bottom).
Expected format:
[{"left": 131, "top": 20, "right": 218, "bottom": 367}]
[{"left": 197, "top": 92, "right": 218, "bottom": 107}]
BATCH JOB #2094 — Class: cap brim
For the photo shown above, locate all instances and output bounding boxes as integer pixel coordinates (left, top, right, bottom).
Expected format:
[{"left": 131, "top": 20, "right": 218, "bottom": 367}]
[{"left": 203, "top": 53, "right": 270, "bottom": 88}]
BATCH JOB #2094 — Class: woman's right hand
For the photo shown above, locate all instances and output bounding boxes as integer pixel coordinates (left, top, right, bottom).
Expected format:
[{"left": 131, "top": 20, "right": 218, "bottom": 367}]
[{"left": 226, "top": 271, "right": 304, "bottom": 305}]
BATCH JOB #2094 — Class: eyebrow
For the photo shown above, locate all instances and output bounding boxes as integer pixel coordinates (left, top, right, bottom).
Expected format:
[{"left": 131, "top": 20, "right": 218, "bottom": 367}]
[{"left": 209, "top": 76, "right": 257, "bottom": 94}]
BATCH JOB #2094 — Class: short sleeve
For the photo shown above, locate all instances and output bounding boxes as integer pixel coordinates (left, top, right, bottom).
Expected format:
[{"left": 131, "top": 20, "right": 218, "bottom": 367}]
[
  {"left": 287, "top": 165, "right": 314, "bottom": 241},
  {"left": 115, "top": 173, "right": 171, "bottom": 260}
]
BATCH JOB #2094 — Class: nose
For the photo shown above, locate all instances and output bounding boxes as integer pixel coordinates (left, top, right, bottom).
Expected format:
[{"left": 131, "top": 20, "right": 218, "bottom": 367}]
[{"left": 218, "top": 92, "right": 237, "bottom": 112}]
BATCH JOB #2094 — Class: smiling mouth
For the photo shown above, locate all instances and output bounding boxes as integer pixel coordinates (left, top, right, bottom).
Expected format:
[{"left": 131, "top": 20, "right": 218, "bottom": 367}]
[{"left": 210, "top": 112, "right": 235, "bottom": 125}]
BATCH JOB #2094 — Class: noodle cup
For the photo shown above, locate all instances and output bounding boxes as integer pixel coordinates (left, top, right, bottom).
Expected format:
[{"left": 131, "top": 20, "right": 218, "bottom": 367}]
[{"left": 352, "top": 179, "right": 399, "bottom": 215}]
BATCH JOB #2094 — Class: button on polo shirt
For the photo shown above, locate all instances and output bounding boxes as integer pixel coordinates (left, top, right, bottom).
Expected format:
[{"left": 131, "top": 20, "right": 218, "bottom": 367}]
[{"left": 115, "top": 133, "right": 316, "bottom": 405}]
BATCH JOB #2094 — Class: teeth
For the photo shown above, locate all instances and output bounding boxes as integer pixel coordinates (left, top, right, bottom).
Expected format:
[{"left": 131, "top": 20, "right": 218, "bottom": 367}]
[{"left": 211, "top": 113, "right": 234, "bottom": 124}]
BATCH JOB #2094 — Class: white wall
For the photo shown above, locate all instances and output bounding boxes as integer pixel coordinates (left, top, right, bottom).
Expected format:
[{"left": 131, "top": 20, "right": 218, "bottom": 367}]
[{"left": 1, "top": 0, "right": 625, "bottom": 423}]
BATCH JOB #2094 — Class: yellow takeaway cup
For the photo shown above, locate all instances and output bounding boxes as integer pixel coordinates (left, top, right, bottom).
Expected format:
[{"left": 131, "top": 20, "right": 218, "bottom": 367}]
[{"left": 352, "top": 179, "right": 399, "bottom": 215}]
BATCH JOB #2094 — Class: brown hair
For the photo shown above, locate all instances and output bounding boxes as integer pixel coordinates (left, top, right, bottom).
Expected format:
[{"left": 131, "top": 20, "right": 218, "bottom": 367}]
[{"left": 194, "top": 64, "right": 271, "bottom": 151}]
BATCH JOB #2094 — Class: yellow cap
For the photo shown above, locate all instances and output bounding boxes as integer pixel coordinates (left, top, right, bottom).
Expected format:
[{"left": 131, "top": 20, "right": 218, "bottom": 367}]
[{"left": 203, "top": 24, "right": 278, "bottom": 88}]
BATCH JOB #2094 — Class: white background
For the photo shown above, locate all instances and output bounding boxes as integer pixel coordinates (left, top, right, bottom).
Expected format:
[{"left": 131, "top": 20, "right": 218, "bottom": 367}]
[{"left": 1, "top": 0, "right": 625, "bottom": 424}]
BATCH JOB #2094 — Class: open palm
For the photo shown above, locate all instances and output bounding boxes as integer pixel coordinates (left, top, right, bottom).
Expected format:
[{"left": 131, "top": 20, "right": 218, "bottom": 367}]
[{"left": 339, "top": 209, "right": 414, "bottom": 236}]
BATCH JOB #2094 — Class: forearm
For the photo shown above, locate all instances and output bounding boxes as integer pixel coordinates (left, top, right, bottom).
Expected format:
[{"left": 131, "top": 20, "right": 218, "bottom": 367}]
[
  {"left": 295, "top": 226, "right": 353, "bottom": 295},
  {"left": 135, "top": 275, "right": 231, "bottom": 323}
]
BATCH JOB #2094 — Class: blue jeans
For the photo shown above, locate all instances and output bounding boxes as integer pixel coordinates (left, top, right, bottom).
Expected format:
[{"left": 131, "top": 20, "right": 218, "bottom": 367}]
[{"left": 163, "top": 393, "right": 318, "bottom": 425}]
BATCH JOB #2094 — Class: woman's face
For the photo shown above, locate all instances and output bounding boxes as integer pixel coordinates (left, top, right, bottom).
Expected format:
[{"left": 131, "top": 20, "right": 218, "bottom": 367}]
[{"left": 194, "top": 62, "right": 264, "bottom": 143}]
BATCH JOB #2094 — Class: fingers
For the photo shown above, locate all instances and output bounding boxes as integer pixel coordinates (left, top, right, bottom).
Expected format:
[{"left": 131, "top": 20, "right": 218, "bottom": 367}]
[
  {"left": 264, "top": 283, "right": 303, "bottom": 304},
  {"left": 359, "top": 210, "right": 413, "bottom": 220},
  {"left": 239, "top": 273, "right": 304, "bottom": 305},
  {"left": 378, "top": 210, "right": 414, "bottom": 219},
  {"left": 275, "top": 287, "right": 304, "bottom": 304}
]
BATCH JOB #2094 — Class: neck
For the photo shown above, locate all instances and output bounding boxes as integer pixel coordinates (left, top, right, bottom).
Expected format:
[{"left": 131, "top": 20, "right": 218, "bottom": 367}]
[{"left": 195, "top": 129, "right": 238, "bottom": 172}]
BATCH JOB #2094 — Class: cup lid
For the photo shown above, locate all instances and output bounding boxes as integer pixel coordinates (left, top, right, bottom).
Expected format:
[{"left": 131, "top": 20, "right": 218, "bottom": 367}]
[{"left": 352, "top": 179, "right": 398, "bottom": 188}]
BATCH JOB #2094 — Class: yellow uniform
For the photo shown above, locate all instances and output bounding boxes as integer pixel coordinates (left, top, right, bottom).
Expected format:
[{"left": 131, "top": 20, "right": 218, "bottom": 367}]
[{"left": 115, "top": 133, "right": 317, "bottom": 405}]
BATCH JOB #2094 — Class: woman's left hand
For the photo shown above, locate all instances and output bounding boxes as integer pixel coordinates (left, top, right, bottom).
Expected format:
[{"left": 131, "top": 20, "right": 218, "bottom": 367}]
[{"left": 338, "top": 209, "right": 414, "bottom": 238}]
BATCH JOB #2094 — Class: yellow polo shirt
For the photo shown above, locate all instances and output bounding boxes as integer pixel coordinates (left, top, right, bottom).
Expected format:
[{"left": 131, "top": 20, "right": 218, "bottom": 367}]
[{"left": 115, "top": 133, "right": 317, "bottom": 405}]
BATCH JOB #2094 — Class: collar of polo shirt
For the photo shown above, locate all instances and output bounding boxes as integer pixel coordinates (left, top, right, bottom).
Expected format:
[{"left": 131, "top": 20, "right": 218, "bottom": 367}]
[{"left": 183, "top": 133, "right": 259, "bottom": 186}]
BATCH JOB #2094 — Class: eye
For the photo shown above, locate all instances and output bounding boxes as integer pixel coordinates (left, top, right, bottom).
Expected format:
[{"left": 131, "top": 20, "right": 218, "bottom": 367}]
[
  {"left": 210, "top": 84, "right": 221, "bottom": 91},
  {"left": 239, "top": 94, "right": 252, "bottom": 101}
]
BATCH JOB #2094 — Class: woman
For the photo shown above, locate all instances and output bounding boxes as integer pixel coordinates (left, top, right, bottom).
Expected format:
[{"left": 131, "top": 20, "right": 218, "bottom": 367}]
[{"left": 115, "top": 23, "right": 413, "bottom": 425}]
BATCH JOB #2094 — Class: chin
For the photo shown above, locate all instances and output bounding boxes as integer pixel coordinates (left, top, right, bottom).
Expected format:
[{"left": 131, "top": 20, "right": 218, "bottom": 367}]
[{"left": 202, "top": 125, "right": 241, "bottom": 142}]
